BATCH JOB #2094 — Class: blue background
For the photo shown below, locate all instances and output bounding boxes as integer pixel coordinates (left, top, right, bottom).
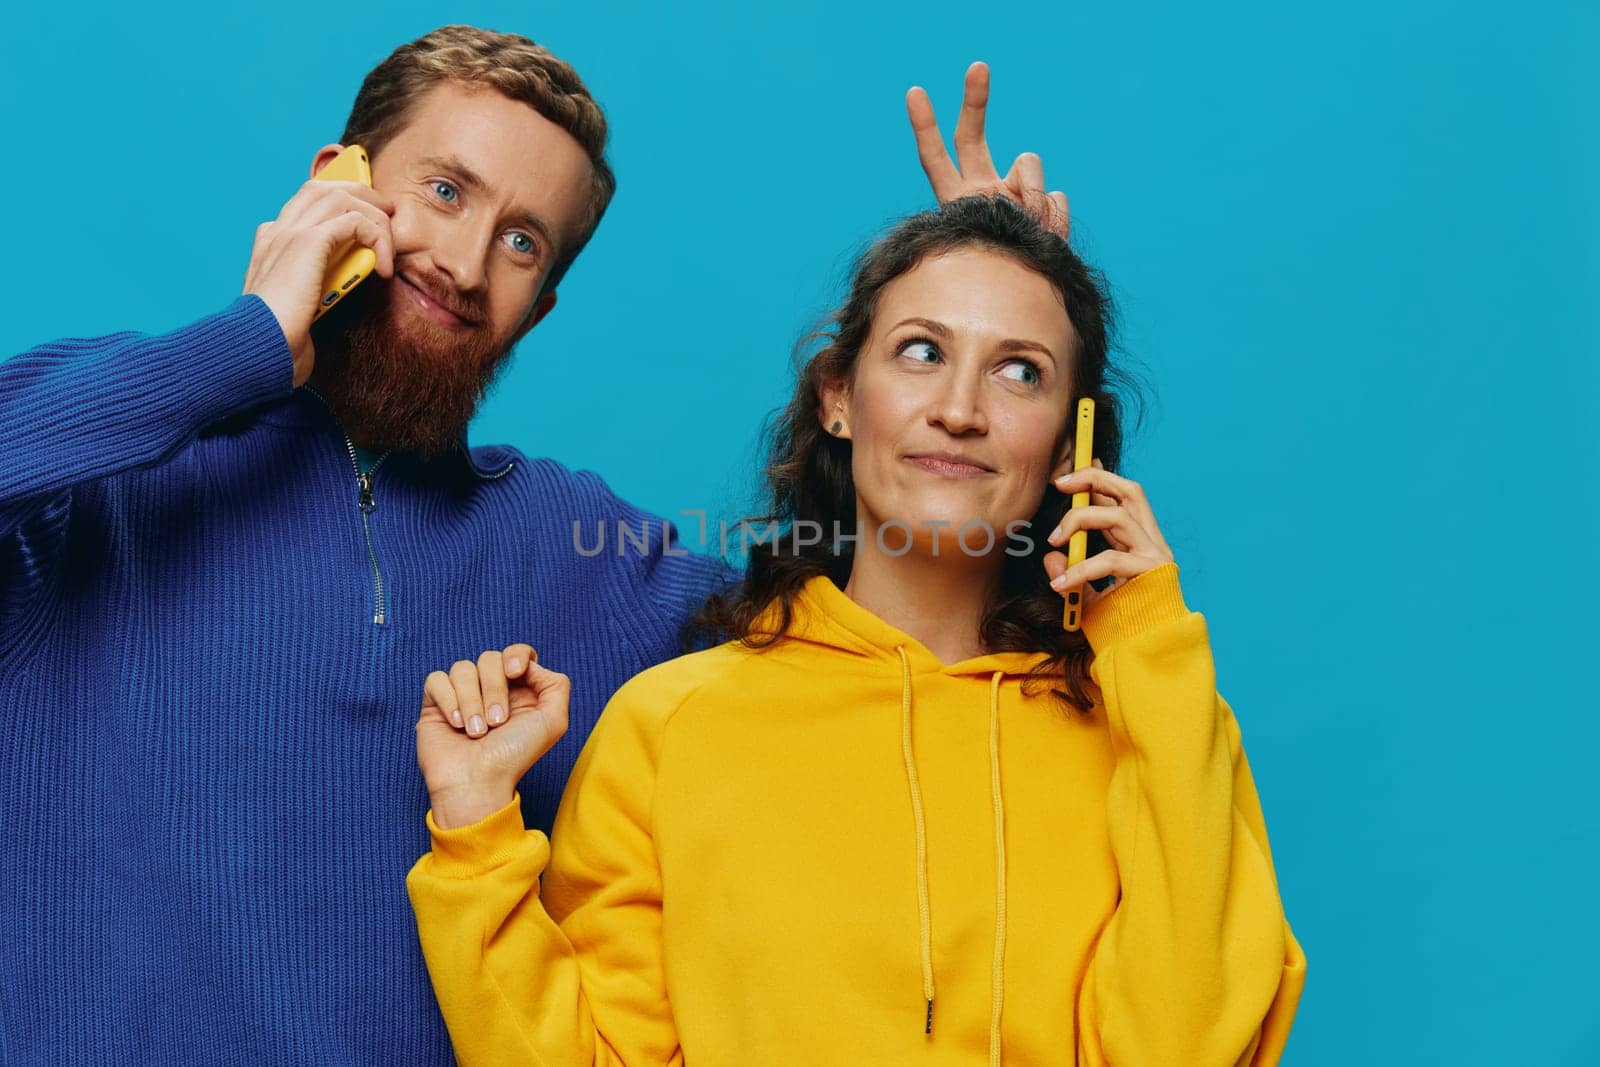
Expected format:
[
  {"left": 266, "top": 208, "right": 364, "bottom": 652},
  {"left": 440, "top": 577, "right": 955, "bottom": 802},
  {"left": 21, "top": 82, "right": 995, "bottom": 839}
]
[{"left": 3, "top": 2, "right": 1595, "bottom": 1062}]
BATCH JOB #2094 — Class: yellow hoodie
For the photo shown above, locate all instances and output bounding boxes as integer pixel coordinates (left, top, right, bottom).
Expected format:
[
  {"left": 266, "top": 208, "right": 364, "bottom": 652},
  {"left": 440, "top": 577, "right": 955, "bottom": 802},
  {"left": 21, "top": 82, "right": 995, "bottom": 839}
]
[{"left": 407, "top": 562, "right": 1306, "bottom": 1065}]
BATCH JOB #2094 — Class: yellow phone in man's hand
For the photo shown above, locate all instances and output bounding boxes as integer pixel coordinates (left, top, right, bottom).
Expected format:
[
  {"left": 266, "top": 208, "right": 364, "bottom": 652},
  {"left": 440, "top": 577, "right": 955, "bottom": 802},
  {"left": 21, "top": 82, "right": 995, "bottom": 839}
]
[
  {"left": 310, "top": 144, "right": 376, "bottom": 320},
  {"left": 1062, "top": 397, "right": 1095, "bottom": 631}
]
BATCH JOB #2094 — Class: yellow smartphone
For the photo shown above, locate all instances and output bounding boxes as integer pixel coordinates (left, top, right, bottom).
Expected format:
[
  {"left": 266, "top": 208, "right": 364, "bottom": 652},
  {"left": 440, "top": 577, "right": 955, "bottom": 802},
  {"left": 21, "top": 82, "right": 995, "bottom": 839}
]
[
  {"left": 1062, "top": 396, "right": 1096, "bottom": 631},
  {"left": 309, "top": 144, "right": 377, "bottom": 320}
]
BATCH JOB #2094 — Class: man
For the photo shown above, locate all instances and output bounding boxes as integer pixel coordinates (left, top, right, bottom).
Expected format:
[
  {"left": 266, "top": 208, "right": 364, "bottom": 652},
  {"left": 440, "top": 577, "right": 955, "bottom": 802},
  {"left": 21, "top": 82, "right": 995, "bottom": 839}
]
[{"left": 0, "top": 24, "right": 1067, "bottom": 1063}]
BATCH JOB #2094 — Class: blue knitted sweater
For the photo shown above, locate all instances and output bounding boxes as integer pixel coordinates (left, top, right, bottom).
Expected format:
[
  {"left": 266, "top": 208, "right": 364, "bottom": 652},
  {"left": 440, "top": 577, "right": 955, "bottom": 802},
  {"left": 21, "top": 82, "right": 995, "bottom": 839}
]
[{"left": 0, "top": 295, "right": 734, "bottom": 1064}]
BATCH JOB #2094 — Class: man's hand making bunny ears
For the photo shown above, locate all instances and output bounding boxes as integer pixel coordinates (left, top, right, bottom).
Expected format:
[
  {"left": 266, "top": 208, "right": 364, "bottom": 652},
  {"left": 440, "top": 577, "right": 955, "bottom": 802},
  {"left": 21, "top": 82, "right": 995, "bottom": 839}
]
[{"left": 907, "top": 61, "right": 1071, "bottom": 241}]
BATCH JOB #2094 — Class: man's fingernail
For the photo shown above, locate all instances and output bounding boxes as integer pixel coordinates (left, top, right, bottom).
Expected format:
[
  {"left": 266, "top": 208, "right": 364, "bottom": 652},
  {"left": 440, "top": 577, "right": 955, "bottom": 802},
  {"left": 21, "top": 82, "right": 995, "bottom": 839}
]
[
  {"left": 488, "top": 704, "right": 505, "bottom": 726},
  {"left": 1050, "top": 574, "right": 1070, "bottom": 591},
  {"left": 506, "top": 658, "right": 522, "bottom": 673},
  {"left": 450, "top": 710, "right": 463, "bottom": 728},
  {"left": 468, "top": 715, "right": 486, "bottom": 735}
]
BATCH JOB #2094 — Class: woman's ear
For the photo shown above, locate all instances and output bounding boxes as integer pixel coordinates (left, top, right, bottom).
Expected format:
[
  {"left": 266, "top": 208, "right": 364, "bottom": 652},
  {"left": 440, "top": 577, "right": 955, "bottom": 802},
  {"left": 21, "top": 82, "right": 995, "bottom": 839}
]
[
  {"left": 817, "top": 376, "right": 852, "bottom": 440},
  {"left": 1048, "top": 421, "right": 1076, "bottom": 482},
  {"left": 1049, "top": 448, "right": 1075, "bottom": 485}
]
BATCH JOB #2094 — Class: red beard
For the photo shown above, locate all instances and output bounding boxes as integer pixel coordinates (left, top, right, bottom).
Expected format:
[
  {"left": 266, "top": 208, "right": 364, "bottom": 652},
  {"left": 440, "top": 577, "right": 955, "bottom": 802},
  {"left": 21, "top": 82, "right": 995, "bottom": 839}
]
[{"left": 308, "top": 267, "right": 517, "bottom": 457}]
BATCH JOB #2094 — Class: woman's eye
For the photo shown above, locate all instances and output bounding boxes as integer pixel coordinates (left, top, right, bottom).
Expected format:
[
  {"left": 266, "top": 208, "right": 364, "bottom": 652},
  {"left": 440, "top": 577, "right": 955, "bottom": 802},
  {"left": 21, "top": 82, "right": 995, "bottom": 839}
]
[
  {"left": 507, "top": 232, "right": 535, "bottom": 255},
  {"left": 432, "top": 181, "right": 458, "bottom": 203},
  {"left": 1000, "top": 359, "right": 1042, "bottom": 386},
  {"left": 901, "top": 340, "right": 941, "bottom": 364}
]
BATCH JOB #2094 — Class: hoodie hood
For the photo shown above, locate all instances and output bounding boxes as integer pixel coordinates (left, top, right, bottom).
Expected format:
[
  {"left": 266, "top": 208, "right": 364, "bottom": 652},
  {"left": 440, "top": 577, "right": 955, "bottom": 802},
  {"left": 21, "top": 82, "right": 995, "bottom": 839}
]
[{"left": 749, "top": 573, "right": 1054, "bottom": 680}]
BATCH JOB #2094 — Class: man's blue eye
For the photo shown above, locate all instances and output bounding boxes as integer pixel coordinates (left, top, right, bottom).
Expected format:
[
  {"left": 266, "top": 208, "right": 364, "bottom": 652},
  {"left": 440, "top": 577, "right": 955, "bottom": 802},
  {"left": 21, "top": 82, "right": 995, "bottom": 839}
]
[
  {"left": 509, "top": 232, "right": 533, "bottom": 254},
  {"left": 433, "top": 182, "right": 457, "bottom": 202}
]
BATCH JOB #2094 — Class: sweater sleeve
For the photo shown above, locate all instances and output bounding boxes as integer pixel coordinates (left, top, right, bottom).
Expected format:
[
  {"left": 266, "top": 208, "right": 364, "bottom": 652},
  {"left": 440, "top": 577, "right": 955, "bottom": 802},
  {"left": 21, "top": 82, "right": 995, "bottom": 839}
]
[
  {"left": 0, "top": 296, "right": 292, "bottom": 644},
  {"left": 572, "top": 469, "right": 742, "bottom": 659},
  {"left": 0, "top": 294, "right": 292, "bottom": 534},
  {"left": 1074, "top": 562, "right": 1307, "bottom": 1066},
  {"left": 405, "top": 680, "right": 682, "bottom": 1066}
]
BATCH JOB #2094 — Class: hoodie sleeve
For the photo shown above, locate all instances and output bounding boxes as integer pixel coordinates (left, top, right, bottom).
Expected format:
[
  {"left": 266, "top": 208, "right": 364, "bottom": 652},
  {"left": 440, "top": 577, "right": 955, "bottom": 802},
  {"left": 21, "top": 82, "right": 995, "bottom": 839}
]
[
  {"left": 405, "top": 678, "right": 682, "bottom": 1067},
  {"left": 1075, "top": 562, "right": 1307, "bottom": 1066}
]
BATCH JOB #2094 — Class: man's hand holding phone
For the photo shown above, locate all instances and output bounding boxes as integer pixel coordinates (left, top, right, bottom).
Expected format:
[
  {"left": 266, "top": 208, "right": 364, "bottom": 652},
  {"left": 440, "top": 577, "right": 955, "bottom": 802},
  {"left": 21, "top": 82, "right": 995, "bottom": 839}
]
[{"left": 242, "top": 145, "right": 397, "bottom": 386}]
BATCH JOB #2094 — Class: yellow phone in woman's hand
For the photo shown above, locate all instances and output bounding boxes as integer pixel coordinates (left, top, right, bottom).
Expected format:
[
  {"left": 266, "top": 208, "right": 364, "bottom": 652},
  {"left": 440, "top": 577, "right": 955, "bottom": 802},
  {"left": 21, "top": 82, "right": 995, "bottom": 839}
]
[
  {"left": 1062, "top": 397, "right": 1095, "bottom": 631},
  {"left": 309, "top": 144, "right": 376, "bottom": 320}
]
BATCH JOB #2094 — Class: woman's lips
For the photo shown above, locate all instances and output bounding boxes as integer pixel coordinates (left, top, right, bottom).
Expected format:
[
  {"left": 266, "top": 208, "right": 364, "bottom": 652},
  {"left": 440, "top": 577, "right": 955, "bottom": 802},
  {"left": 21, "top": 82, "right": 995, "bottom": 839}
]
[
  {"left": 397, "top": 273, "right": 471, "bottom": 329},
  {"left": 904, "top": 454, "right": 994, "bottom": 478}
]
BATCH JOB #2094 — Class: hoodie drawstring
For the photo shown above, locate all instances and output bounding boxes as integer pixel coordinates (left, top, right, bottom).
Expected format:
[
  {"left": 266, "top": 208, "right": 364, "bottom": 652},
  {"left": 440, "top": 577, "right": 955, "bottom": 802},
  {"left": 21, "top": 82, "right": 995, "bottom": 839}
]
[
  {"left": 987, "top": 668, "right": 1008, "bottom": 1067},
  {"left": 894, "top": 646, "right": 1010, "bottom": 1063},
  {"left": 896, "top": 646, "right": 935, "bottom": 1034}
]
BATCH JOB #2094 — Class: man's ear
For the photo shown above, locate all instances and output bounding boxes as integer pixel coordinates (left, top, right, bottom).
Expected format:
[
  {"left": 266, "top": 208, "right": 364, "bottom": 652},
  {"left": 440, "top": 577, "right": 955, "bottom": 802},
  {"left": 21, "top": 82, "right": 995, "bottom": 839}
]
[
  {"left": 512, "top": 291, "right": 558, "bottom": 346},
  {"left": 816, "top": 374, "right": 851, "bottom": 439},
  {"left": 309, "top": 143, "right": 346, "bottom": 179}
]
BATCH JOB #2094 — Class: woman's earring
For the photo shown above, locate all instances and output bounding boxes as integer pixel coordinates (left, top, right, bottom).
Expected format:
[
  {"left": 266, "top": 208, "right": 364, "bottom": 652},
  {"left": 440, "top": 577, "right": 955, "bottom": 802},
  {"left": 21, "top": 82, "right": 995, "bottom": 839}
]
[{"left": 830, "top": 420, "right": 843, "bottom": 435}]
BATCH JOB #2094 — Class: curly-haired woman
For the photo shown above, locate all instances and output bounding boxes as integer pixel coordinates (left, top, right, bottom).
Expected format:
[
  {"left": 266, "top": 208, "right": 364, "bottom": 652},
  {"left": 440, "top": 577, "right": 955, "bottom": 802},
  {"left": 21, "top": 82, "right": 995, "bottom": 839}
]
[{"left": 407, "top": 194, "right": 1306, "bottom": 1065}]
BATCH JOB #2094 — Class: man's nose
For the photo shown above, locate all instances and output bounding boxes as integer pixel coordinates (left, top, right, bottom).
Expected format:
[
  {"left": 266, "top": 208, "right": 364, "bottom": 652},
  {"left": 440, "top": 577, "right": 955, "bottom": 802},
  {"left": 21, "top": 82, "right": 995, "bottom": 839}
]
[{"left": 427, "top": 221, "right": 492, "bottom": 296}]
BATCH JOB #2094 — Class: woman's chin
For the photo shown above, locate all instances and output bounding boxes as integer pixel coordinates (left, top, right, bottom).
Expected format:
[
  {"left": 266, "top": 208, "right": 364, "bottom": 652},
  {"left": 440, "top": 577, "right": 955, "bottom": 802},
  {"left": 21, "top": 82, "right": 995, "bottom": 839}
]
[{"left": 862, "top": 509, "right": 1019, "bottom": 560}]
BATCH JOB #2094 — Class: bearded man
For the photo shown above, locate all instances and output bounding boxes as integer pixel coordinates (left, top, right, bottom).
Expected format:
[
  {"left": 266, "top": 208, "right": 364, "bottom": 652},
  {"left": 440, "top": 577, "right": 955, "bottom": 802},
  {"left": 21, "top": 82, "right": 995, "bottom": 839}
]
[{"left": 0, "top": 23, "right": 1068, "bottom": 1064}]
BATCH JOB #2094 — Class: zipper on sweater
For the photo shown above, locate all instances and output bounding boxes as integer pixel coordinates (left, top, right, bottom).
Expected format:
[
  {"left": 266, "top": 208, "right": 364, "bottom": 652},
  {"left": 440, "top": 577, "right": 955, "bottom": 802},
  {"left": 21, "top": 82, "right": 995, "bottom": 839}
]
[
  {"left": 341, "top": 436, "right": 392, "bottom": 626},
  {"left": 301, "top": 386, "right": 394, "bottom": 627}
]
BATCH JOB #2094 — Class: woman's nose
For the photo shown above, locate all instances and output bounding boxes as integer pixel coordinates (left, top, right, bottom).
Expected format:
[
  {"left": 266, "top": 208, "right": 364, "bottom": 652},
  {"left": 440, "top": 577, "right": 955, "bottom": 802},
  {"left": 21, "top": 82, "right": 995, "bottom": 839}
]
[{"left": 927, "top": 373, "right": 987, "bottom": 435}]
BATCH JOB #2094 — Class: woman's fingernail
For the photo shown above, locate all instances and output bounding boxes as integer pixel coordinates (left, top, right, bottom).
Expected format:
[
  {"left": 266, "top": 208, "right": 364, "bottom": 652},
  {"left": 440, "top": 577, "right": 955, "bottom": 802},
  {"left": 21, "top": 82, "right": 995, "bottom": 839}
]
[
  {"left": 468, "top": 714, "right": 486, "bottom": 735},
  {"left": 488, "top": 704, "right": 505, "bottom": 726},
  {"left": 450, "top": 709, "right": 463, "bottom": 728},
  {"left": 1050, "top": 574, "right": 1069, "bottom": 590}
]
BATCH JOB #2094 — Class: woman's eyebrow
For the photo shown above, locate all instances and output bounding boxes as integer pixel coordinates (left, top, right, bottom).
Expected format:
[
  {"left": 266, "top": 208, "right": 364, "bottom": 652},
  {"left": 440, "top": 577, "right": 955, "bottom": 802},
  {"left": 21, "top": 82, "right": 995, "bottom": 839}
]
[
  {"left": 996, "top": 338, "right": 1058, "bottom": 368},
  {"left": 890, "top": 316, "right": 1058, "bottom": 368},
  {"left": 889, "top": 316, "right": 953, "bottom": 338}
]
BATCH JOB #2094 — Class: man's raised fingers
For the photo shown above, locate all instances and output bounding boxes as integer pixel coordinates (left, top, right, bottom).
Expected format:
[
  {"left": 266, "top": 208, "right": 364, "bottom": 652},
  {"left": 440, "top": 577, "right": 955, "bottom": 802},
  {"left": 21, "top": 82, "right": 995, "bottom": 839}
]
[
  {"left": 906, "top": 86, "right": 961, "bottom": 201},
  {"left": 952, "top": 61, "right": 998, "bottom": 179},
  {"left": 1048, "top": 190, "right": 1071, "bottom": 239},
  {"left": 1009, "top": 151, "right": 1046, "bottom": 196}
]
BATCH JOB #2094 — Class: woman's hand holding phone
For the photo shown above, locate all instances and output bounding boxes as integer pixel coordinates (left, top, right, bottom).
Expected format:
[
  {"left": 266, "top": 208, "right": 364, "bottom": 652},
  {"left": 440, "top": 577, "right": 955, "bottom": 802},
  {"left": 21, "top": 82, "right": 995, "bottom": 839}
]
[
  {"left": 416, "top": 645, "right": 572, "bottom": 830},
  {"left": 241, "top": 145, "right": 397, "bottom": 387},
  {"left": 1044, "top": 459, "right": 1177, "bottom": 617}
]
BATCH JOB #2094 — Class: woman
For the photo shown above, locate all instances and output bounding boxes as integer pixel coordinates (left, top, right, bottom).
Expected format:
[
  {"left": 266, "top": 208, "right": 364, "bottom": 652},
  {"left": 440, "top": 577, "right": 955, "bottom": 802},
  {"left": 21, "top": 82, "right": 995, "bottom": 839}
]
[{"left": 407, "top": 195, "right": 1307, "bottom": 1065}]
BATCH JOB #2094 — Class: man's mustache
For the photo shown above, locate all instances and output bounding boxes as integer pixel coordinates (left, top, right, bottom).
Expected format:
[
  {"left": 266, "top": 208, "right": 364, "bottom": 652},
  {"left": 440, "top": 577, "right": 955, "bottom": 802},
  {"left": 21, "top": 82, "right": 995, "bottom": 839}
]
[{"left": 391, "top": 268, "right": 486, "bottom": 328}]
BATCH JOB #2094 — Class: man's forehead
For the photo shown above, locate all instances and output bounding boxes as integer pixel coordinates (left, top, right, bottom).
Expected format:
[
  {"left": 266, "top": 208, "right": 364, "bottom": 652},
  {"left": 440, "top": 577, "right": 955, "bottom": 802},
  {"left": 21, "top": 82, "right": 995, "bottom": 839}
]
[{"left": 385, "top": 82, "right": 593, "bottom": 234}]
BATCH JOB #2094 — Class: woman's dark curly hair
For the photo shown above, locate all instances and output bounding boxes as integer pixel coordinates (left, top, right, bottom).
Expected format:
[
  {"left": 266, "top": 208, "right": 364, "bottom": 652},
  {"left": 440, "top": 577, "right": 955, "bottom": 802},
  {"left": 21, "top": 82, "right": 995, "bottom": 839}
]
[{"left": 688, "top": 195, "right": 1148, "bottom": 712}]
